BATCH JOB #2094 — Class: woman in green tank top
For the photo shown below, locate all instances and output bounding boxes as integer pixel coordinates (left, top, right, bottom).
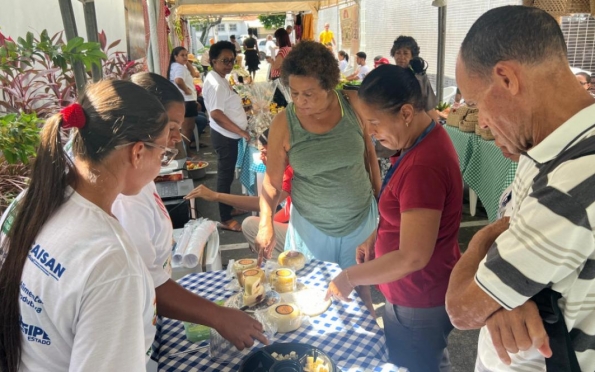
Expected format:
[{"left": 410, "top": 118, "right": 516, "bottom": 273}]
[{"left": 254, "top": 41, "right": 381, "bottom": 314}]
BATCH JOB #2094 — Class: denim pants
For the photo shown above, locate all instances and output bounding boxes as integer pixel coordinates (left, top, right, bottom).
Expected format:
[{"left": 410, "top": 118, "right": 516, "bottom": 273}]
[
  {"left": 383, "top": 303, "right": 454, "bottom": 372},
  {"left": 210, "top": 129, "right": 239, "bottom": 222}
]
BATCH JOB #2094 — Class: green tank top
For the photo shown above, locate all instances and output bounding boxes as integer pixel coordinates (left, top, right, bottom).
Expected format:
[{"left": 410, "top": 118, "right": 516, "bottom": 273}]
[{"left": 286, "top": 90, "right": 373, "bottom": 237}]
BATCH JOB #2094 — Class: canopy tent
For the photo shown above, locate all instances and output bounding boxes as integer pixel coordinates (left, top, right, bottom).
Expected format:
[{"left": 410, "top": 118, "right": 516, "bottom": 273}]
[{"left": 173, "top": 0, "right": 347, "bottom": 16}]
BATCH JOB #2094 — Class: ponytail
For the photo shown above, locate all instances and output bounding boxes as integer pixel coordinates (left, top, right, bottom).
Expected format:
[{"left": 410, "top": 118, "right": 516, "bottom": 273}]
[
  {"left": 409, "top": 56, "right": 428, "bottom": 76},
  {"left": 0, "top": 114, "right": 76, "bottom": 372}
]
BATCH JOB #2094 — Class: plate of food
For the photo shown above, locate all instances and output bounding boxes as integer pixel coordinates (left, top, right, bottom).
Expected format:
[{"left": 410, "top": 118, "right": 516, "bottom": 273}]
[
  {"left": 186, "top": 161, "right": 208, "bottom": 179},
  {"left": 239, "top": 342, "right": 336, "bottom": 372}
]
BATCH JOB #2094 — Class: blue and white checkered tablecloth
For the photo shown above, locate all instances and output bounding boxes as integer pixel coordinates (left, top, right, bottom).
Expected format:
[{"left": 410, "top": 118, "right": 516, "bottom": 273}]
[{"left": 152, "top": 260, "right": 398, "bottom": 371}]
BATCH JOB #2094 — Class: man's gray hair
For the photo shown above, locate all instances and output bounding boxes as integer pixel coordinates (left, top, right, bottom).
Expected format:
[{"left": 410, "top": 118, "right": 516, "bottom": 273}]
[{"left": 460, "top": 6, "right": 567, "bottom": 77}]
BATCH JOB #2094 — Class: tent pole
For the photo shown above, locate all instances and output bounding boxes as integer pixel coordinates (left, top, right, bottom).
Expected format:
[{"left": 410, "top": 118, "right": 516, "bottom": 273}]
[
  {"left": 146, "top": 0, "right": 161, "bottom": 74},
  {"left": 436, "top": 4, "right": 447, "bottom": 103},
  {"left": 58, "top": 0, "right": 88, "bottom": 94}
]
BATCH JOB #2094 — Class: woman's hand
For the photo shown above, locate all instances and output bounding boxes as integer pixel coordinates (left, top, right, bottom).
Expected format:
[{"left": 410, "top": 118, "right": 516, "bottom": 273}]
[
  {"left": 240, "top": 130, "right": 251, "bottom": 141},
  {"left": 325, "top": 270, "right": 354, "bottom": 303},
  {"left": 255, "top": 223, "right": 276, "bottom": 266},
  {"left": 185, "top": 184, "right": 217, "bottom": 201},
  {"left": 356, "top": 230, "right": 376, "bottom": 264}
]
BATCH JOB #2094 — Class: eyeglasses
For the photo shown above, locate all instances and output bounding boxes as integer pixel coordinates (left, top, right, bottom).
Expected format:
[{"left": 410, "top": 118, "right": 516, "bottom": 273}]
[
  {"left": 217, "top": 58, "right": 236, "bottom": 65},
  {"left": 115, "top": 141, "right": 178, "bottom": 166}
]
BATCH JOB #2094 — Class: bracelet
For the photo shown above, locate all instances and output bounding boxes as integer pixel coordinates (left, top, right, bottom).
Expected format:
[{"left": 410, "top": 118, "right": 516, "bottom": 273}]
[{"left": 344, "top": 269, "right": 355, "bottom": 290}]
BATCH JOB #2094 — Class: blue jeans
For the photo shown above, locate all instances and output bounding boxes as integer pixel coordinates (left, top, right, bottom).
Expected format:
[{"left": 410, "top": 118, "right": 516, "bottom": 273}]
[{"left": 383, "top": 304, "right": 454, "bottom": 372}]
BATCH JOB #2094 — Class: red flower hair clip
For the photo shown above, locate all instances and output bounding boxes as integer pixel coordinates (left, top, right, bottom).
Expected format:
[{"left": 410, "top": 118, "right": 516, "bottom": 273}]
[{"left": 61, "top": 103, "right": 86, "bottom": 129}]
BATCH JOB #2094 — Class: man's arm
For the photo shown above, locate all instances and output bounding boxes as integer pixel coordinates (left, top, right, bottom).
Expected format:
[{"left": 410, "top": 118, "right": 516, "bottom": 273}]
[
  {"left": 446, "top": 217, "right": 509, "bottom": 329},
  {"left": 155, "top": 279, "right": 268, "bottom": 350}
]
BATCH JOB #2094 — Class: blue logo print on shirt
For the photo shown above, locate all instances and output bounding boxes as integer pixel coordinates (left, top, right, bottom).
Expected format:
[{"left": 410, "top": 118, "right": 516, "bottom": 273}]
[
  {"left": 20, "top": 317, "right": 51, "bottom": 346},
  {"left": 28, "top": 244, "right": 66, "bottom": 281}
]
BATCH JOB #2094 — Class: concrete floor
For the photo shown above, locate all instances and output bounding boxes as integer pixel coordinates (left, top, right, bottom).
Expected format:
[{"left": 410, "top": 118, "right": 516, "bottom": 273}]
[{"left": 186, "top": 63, "right": 485, "bottom": 370}]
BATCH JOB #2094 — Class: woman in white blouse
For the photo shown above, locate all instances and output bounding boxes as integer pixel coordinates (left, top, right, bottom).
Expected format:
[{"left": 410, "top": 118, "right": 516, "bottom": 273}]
[{"left": 167, "top": 47, "right": 199, "bottom": 149}]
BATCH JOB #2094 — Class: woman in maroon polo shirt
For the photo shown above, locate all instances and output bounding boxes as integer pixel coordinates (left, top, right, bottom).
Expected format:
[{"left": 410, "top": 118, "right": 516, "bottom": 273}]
[{"left": 326, "top": 64, "right": 462, "bottom": 372}]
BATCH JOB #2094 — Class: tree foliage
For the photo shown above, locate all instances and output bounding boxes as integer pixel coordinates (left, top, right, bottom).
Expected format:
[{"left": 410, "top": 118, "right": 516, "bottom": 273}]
[
  {"left": 258, "top": 15, "right": 286, "bottom": 30},
  {"left": 189, "top": 16, "right": 223, "bottom": 46}
]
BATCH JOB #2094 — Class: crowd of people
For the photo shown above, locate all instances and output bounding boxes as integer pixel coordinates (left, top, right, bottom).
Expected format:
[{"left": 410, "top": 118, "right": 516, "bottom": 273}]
[{"left": 1, "top": 5, "right": 595, "bottom": 372}]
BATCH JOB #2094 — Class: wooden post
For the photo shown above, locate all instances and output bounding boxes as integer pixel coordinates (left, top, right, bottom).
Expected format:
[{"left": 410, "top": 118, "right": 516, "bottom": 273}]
[
  {"left": 57, "top": 0, "right": 87, "bottom": 94},
  {"left": 80, "top": 0, "right": 103, "bottom": 82}
]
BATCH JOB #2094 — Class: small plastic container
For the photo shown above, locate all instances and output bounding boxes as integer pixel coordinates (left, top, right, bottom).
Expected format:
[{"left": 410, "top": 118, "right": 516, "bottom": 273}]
[
  {"left": 183, "top": 322, "right": 211, "bottom": 342},
  {"left": 269, "top": 268, "right": 297, "bottom": 293}
]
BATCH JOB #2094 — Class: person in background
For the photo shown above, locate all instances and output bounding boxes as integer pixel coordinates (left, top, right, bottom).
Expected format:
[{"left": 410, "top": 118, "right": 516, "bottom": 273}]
[
  {"left": 265, "top": 35, "right": 277, "bottom": 80},
  {"left": 255, "top": 41, "right": 380, "bottom": 314},
  {"left": 327, "top": 64, "right": 462, "bottom": 371},
  {"left": 391, "top": 36, "right": 440, "bottom": 123},
  {"left": 167, "top": 46, "right": 199, "bottom": 150},
  {"left": 243, "top": 28, "right": 260, "bottom": 80},
  {"left": 0, "top": 80, "right": 169, "bottom": 371},
  {"left": 374, "top": 56, "right": 390, "bottom": 68},
  {"left": 286, "top": 25, "right": 295, "bottom": 44},
  {"left": 112, "top": 73, "right": 266, "bottom": 351},
  {"left": 453, "top": 88, "right": 463, "bottom": 109},
  {"left": 446, "top": 6, "right": 595, "bottom": 371},
  {"left": 265, "top": 35, "right": 277, "bottom": 60},
  {"left": 186, "top": 129, "right": 293, "bottom": 255},
  {"left": 230, "top": 34, "right": 242, "bottom": 54},
  {"left": 338, "top": 50, "right": 349, "bottom": 73},
  {"left": 346, "top": 52, "right": 370, "bottom": 81},
  {"left": 230, "top": 35, "right": 243, "bottom": 67},
  {"left": 575, "top": 71, "right": 595, "bottom": 97},
  {"left": 319, "top": 23, "right": 336, "bottom": 51},
  {"left": 203, "top": 41, "right": 250, "bottom": 232},
  {"left": 200, "top": 49, "right": 210, "bottom": 80},
  {"left": 268, "top": 28, "right": 292, "bottom": 107}
]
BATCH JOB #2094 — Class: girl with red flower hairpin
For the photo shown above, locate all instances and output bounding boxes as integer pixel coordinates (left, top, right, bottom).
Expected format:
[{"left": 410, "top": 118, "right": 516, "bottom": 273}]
[{"left": 0, "top": 80, "right": 171, "bottom": 371}]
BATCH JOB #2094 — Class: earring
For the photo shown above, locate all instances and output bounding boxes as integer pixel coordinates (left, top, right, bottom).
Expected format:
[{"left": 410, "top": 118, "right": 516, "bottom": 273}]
[{"left": 405, "top": 121, "right": 410, "bottom": 127}]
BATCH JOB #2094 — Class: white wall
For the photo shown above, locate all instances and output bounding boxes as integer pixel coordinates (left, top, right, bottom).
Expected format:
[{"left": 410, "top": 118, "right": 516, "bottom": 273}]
[{"left": 0, "top": 0, "right": 128, "bottom": 53}]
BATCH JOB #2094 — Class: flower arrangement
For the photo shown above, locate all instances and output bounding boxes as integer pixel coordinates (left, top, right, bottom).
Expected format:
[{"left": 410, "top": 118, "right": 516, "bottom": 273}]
[{"left": 234, "top": 82, "right": 277, "bottom": 145}]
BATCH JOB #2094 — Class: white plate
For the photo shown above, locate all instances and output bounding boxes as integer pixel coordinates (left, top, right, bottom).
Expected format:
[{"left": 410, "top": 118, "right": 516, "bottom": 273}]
[
  {"left": 279, "top": 287, "right": 331, "bottom": 317},
  {"left": 159, "top": 161, "right": 181, "bottom": 175}
]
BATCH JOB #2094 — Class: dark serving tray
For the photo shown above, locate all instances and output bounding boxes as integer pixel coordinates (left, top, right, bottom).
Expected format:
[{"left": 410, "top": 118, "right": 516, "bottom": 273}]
[{"left": 239, "top": 342, "right": 336, "bottom": 372}]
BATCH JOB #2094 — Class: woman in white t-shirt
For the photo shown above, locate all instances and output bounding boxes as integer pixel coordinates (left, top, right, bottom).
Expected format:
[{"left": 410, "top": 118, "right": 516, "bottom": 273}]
[
  {"left": 112, "top": 73, "right": 268, "bottom": 350},
  {"left": 338, "top": 50, "right": 349, "bottom": 73},
  {"left": 0, "top": 80, "right": 171, "bottom": 371},
  {"left": 203, "top": 41, "right": 250, "bottom": 232},
  {"left": 167, "top": 46, "right": 199, "bottom": 149}
]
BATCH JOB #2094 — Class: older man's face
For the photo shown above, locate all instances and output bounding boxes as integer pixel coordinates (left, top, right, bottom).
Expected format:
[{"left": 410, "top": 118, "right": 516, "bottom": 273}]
[{"left": 456, "top": 56, "right": 529, "bottom": 154}]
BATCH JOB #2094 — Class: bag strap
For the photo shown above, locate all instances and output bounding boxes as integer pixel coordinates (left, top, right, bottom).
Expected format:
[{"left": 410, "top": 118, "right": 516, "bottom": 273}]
[{"left": 532, "top": 289, "right": 581, "bottom": 372}]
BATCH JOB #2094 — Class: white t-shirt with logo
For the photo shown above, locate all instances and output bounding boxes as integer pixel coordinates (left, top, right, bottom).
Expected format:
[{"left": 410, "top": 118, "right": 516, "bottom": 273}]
[
  {"left": 169, "top": 62, "right": 197, "bottom": 102},
  {"left": 112, "top": 182, "right": 173, "bottom": 288},
  {"left": 4, "top": 189, "right": 156, "bottom": 371},
  {"left": 203, "top": 71, "right": 248, "bottom": 139}
]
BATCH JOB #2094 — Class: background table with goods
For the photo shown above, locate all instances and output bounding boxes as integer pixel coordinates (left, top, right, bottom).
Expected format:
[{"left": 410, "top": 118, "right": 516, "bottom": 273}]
[
  {"left": 444, "top": 106, "right": 518, "bottom": 221},
  {"left": 152, "top": 259, "right": 402, "bottom": 371},
  {"left": 233, "top": 81, "right": 287, "bottom": 196}
]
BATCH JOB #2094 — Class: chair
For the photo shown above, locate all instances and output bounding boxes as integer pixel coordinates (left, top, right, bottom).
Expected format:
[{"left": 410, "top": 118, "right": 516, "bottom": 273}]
[{"left": 442, "top": 86, "right": 457, "bottom": 104}]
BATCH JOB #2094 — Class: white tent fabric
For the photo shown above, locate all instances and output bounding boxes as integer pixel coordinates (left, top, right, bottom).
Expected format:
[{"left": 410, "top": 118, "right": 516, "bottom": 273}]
[{"left": 176, "top": 1, "right": 321, "bottom": 16}]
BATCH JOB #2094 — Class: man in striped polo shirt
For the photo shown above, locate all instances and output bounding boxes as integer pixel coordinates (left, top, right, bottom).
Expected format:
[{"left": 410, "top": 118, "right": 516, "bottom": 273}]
[{"left": 446, "top": 6, "right": 595, "bottom": 372}]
